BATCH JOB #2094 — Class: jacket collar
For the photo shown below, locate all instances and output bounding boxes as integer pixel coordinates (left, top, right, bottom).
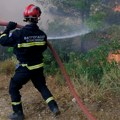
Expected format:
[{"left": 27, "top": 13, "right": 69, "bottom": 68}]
[{"left": 24, "top": 23, "right": 39, "bottom": 30}]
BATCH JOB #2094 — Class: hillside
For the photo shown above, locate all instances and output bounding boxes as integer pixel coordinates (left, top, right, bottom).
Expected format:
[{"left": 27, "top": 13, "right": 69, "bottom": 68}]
[
  {"left": 0, "top": 24, "right": 120, "bottom": 120},
  {"left": 0, "top": 0, "right": 120, "bottom": 120},
  {"left": 0, "top": 74, "right": 120, "bottom": 120}
]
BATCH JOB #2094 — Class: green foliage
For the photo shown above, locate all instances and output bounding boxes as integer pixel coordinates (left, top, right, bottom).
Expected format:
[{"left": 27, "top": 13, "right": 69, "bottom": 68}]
[
  {"left": 62, "top": 0, "right": 89, "bottom": 9},
  {"left": 107, "top": 26, "right": 120, "bottom": 47},
  {"left": 43, "top": 40, "right": 71, "bottom": 75},
  {"left": 49, "top": 0, "right": 99, "bottom": 9},
  {"left": 7, "top": 47, "right": 13, "bottom": 52},
  {"left": 44, "top": 49, "right": 59, "bottom": 75},
  {"left": 100, "top": 67, "right": 120, "bottom": 92},
  {"left": 7, "top": 47, "right": 13, "bottom": 56},
  {"left": 44, "top": 28, "right": 120, "bottom": 90},
  {"left": 47, "top": 19, "right": 78, "bottom": 36},
  {"left": 36, "top": 0, "right": 120, "bottom": 30},
  {"left": 86, "top": 11, "right": 107, "bottom": 30},
  {"left": 44, "top": 26, "right": 120, "bottom": 84},
  {"left": 79, "top": 45, "right": 114, "bottom": 82},
  {"left": 0, "top": 46, "right": 13, "bottom": 61}
]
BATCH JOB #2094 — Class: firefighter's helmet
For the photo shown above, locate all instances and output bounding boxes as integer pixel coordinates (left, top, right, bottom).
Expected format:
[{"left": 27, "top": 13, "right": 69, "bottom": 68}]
[{"left": 23, "top": 4, "right": 41, "bottom": 23}]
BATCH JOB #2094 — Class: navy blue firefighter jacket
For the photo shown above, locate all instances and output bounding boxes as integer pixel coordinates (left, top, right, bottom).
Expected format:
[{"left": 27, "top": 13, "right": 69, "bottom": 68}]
[{"left": 0, "top": 23, "right": 47, "bottom": 68}]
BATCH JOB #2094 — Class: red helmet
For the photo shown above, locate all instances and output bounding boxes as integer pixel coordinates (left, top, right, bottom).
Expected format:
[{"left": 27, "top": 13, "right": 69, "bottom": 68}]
[{"left": 24, "top": 4, "right": 41, "bottom": 19}]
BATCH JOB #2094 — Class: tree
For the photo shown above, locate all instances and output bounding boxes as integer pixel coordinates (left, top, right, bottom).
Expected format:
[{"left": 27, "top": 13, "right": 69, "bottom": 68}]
[{"left": 35, "top": 0, "right": 120, "bottom": 30}]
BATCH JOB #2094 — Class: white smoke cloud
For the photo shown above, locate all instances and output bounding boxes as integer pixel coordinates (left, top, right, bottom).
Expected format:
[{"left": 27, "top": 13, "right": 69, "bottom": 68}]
[
  {"left": 0, "top": 0, "right": 32, "bottom": 23},
  {"left": 0, "top": 0, "right": 51, "bottom": 26},
  {"left": 0, "top": 0, "right": 89, "bottom": 39}
]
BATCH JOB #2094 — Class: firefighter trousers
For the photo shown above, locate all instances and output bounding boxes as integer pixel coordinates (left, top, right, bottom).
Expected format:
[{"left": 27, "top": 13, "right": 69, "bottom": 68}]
[{"left": 9, "top": 66, "right": 58, "bottom": 112}]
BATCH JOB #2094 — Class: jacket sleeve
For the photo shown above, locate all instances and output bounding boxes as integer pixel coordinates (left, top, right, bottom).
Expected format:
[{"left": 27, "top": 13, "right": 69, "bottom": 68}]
[{"left": 0, "top": 31, "right": 16, "bottom": 47}]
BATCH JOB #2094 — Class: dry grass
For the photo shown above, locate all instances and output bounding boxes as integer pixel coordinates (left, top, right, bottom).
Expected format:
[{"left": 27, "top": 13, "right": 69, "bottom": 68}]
[{"left": 0, "top": 57, "right": 16, "bottom": 75}]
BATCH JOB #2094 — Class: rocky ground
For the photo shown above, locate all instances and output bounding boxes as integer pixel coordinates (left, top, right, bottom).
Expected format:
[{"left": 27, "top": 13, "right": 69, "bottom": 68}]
[{"left": 0, "top": 75, "right": 120, "bottom": 120}]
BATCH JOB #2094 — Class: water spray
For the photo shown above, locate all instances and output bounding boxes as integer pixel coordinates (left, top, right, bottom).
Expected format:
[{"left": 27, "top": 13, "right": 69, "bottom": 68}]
[
  {"left": 48, "top": 30, "right": 90, "bottom": 40},
  {"left": 0, "top": 21, "right": 96, "bottom": 120}
]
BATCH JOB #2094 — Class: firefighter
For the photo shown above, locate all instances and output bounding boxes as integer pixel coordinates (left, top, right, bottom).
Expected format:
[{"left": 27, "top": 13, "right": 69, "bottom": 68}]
[{"left": 0, "top": 4, "right": 60, "bottom": 120}]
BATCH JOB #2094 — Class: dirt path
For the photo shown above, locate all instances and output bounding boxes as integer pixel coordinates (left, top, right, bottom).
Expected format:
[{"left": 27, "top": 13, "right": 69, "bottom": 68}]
[{"left": 0, "top": 75, "right": 120, "bottom": 120}]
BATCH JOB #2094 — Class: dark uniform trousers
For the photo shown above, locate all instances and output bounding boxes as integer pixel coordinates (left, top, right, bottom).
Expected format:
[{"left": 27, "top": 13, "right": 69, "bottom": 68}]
[{"left": 9, "top": 65, "right": 56, "bottom": 113}]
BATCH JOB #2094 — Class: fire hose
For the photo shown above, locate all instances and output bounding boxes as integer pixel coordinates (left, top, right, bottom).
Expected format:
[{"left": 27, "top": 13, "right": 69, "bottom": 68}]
[{"left": 0, "top": 20, "right": 96, "bottom": 120}]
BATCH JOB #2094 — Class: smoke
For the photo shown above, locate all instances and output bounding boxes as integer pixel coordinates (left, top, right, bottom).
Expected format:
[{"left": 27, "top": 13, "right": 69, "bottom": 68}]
[
  {"left": 0, "top": 0, "right": 90, "bottom": 39},
  {"left": 0, "top": 0, "right": 45, "bottom": 25}
]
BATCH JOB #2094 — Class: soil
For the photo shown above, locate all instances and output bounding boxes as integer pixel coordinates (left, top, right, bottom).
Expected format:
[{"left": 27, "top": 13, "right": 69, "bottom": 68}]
[{"left": 0, "top": 75, "right": 120, "bottom": 120}]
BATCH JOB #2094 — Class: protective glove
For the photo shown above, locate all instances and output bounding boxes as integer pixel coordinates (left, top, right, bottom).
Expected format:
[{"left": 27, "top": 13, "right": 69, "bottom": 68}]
[{"left": 6, "top": 21, "right": 17, "bottom": 31}]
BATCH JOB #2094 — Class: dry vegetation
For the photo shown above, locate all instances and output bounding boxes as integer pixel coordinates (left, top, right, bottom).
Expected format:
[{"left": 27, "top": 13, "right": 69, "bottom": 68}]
[{"left": 0, "top": 58, "right": 120, "bottom": 120}]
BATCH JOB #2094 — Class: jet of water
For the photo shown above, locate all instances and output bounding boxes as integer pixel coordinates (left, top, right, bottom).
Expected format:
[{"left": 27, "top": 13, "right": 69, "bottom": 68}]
[{"left": 48, "top": 30, "right": 90, "bottom": 40}]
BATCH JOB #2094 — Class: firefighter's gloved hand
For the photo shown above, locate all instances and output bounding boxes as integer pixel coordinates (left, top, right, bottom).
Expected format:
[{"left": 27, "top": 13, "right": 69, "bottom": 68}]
[{"left": 6, "top": 21, "right": 17, "bottom": 31}]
